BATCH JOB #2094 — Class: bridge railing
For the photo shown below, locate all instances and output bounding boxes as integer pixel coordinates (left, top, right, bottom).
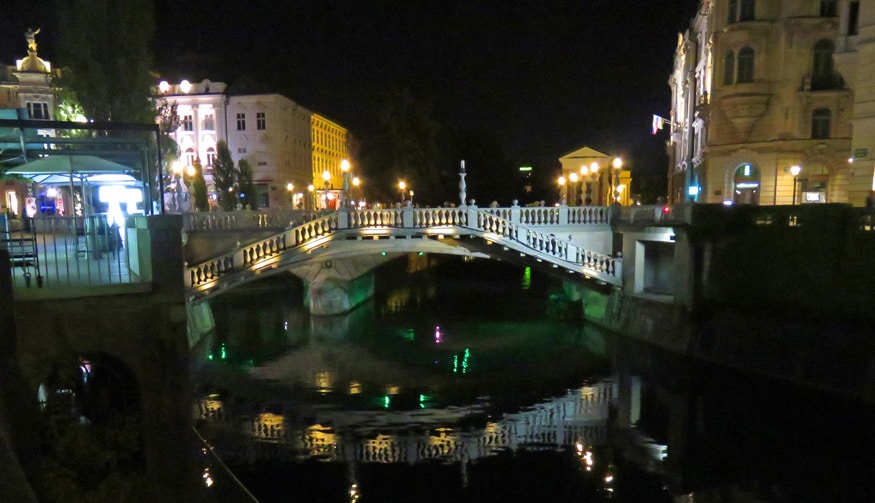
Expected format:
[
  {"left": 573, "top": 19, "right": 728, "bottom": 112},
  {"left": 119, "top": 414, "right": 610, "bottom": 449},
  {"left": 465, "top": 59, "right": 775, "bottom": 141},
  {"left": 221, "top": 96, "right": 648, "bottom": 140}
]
[
  {"left": 182, "top": 209, "right": 327, "bottom": 232},
  {"left": 186, "top": 205, "right": 623, "bottom": 292}
]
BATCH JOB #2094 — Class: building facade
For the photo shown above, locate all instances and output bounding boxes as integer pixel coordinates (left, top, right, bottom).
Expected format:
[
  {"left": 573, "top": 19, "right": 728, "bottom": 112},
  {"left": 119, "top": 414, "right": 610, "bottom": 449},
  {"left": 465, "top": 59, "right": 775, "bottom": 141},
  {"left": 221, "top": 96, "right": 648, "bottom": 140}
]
[
  {"left": 558, "top": 146, "right": 631, "bottom": 206},
  {"left": 668, "top": 0, "right": 860, "bottom": 206},
  {"left": 154, "top": 79, "right": 349, "bottom": 210},
  {"left": 1, "top": 30, "right": 57, "bottom": 217}
]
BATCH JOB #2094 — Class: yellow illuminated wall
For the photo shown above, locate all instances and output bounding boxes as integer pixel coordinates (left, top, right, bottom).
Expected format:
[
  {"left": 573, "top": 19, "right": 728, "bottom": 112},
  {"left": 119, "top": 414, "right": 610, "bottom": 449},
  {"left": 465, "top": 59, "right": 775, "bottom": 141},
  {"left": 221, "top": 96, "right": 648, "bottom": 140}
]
[{"left": 311, "top": 113, "right": 349, "bottom": 191}]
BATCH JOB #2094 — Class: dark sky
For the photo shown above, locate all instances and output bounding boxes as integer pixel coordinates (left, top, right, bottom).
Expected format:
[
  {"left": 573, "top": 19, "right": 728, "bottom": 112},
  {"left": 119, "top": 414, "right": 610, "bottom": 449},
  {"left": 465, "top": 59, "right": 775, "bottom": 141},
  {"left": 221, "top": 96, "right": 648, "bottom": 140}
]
[{"left": 2, "top": 1, "right": 700, "bottom": 179}]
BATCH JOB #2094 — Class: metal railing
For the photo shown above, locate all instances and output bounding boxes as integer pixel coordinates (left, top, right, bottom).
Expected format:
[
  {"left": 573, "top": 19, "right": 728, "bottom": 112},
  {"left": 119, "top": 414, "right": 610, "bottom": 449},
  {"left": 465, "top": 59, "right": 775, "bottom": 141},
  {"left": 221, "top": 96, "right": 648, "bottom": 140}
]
[{"left": 4, "top": 215, "right": 137, "bottom": 291}]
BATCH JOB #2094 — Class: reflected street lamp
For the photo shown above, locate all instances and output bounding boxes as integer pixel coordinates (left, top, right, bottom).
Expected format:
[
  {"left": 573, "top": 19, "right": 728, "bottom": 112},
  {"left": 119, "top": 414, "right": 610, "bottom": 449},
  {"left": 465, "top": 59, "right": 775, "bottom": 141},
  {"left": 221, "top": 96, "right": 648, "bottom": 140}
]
[{"left": 790, "top": 165, "right": 801, "bottom": 205}]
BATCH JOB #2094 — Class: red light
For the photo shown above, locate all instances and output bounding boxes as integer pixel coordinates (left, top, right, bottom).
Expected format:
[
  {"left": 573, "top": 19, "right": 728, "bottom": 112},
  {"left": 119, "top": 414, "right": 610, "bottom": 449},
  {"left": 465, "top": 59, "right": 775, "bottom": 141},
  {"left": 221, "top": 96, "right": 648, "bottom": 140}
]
[{"left": 662, "top": 206, "right": 671, "bottom": 214}]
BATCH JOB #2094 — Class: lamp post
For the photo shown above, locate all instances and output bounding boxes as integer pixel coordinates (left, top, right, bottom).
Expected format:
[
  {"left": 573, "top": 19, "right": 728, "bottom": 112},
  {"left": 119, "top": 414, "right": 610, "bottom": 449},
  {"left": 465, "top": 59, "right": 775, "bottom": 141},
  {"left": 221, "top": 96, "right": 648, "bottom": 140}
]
[
  {"left": 589, "top": 162, "right": 600, "bottom": 205},
  {"left": 569, "top": 172, "right": 579, "bottom": 206},
  {"left": 286, "top": 182, "right": 294, "bottom": 208},
  {"left": 322, "top": 170, "right": 331, "bottom": 210},
  {"left": 557, "top": 175, "right": 567, "bottom": 206},
  {"left": 352, "top": 176, "right": 360, "bottom": 207},
  {"left": 340, "top": 159, "right": 351, "bottom": 208},
  {"left": 790, "top": 165, "right": 801, "bottom": 205},
  {"left": 399, "top": 180, "right": 407, "bottom": 205},
  {"left": 611, "top": 157, "right": 623, "bottom": 203},
  {"left": 308, "top": 184, "right": 315, "bottom": 211}
]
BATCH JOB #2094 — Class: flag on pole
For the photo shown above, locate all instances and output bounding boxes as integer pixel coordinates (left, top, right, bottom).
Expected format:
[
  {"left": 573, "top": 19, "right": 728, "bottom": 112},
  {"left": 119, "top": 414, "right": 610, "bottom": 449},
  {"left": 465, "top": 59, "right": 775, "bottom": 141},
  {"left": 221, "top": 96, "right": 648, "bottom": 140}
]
[{"left": 652, "top": 114, "right": 670, "bottom": 135}]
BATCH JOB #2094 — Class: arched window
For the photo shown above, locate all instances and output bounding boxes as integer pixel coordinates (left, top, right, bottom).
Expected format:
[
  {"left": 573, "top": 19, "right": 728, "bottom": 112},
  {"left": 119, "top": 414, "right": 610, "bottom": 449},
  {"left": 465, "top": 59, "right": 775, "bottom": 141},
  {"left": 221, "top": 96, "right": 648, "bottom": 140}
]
[
  {"left": 724, "top": 50, "right": 735, "bottom": 85},
  {"left": 737, "top": 47, "right": 754, "bottom": 82},
  {"left": 733, "top": 163, "right": 761, "bottom": 205},
  {"left": 206, "top": 147, "right": 216, "bottom": 168},
  {"left": 812, "top": 108, "right": 831, "bottom": 139},
  {"left": 812, "top": 39, "right": 835, "bottom": 90},
  {"left": 185, "top": 147, "right": 196, "bottom": 167}
]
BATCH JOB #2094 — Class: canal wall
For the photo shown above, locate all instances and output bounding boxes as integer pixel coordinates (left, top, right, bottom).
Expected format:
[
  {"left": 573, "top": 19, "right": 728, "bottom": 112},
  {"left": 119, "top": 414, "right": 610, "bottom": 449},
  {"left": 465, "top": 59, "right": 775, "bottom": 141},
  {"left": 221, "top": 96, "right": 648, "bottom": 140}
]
[
  {"left": 2, "top": 216, "right": 204, "bottom": 498},
  {"left": 578, "top": 203, "right": 875, "bottom": 404}
]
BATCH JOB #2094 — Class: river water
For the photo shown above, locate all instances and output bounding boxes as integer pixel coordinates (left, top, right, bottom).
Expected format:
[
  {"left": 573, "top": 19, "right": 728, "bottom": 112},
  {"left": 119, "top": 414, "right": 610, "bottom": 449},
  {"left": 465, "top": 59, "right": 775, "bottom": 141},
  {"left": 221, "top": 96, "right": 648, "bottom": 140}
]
[{"left": 193, "top": 256, "right": 875, "bottom": 502}]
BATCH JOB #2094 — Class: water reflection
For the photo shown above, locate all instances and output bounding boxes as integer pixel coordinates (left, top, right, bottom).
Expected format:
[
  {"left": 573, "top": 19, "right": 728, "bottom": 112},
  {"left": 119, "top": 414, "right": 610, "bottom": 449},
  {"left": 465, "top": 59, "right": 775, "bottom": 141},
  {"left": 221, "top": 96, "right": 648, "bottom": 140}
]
[{"left": 194, "top": 258, "right": 875, "bottom": 502}]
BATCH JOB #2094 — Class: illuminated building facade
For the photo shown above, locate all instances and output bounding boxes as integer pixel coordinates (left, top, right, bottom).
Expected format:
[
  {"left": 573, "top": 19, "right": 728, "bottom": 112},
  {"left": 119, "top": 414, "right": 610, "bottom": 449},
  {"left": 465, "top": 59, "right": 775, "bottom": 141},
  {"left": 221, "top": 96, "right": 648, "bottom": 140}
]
[
  {"left": 311, "top": 113, "right": 350, "bottom": 210},
  {"left": 154, "top": 80, "right": 348, "bottom": 209},
  {"left": 558, "top": 146, "right": 631, "bottom": 206},
  {"left": 0, "top": 29, "right": 57, "bottom": 217},
  {"left": 667, "top": 1, "right": 858, "bottom": 206}
]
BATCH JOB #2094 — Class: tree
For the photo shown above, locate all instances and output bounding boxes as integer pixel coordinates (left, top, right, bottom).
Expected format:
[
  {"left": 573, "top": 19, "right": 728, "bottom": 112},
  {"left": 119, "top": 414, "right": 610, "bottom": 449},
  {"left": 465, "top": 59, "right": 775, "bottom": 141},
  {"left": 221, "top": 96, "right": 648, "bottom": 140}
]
[
  {"left": 189, "top": 158, "right": 210, "bottom": 212},
  {"left": 360, "top": 87, "right": 441, "bottom": 204},
  {"left": 237, "top": 159, "right": 257, "bottom": 210},
  {"left": 213, "top": 141, "right": 238, "bottom": 211},
  {"left": 56, "top": 0, "right": 156, "bottom": 123}
]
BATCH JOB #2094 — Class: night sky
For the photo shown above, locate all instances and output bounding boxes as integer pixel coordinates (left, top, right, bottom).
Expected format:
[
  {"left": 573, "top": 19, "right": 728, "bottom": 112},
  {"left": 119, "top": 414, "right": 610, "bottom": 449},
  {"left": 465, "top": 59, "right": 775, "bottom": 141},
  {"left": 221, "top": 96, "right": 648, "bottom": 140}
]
[{"left": 2, "top": 1, "right": 700, "bottom": 191}]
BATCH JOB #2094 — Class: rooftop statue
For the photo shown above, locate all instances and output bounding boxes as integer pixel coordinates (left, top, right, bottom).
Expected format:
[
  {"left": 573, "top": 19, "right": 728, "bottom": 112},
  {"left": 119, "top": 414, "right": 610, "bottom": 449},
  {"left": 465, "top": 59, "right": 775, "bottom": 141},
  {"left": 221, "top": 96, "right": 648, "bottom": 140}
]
[{"left": 26, "top": 27, "right": 40, "bottom": 53}]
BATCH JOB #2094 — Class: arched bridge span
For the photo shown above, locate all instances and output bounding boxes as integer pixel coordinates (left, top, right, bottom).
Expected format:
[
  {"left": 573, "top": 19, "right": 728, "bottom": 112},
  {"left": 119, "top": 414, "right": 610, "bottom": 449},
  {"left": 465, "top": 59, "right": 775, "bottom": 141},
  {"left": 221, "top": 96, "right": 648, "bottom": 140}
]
[{"left": 186, "top": 206, "right": 622, "bottom": 301}]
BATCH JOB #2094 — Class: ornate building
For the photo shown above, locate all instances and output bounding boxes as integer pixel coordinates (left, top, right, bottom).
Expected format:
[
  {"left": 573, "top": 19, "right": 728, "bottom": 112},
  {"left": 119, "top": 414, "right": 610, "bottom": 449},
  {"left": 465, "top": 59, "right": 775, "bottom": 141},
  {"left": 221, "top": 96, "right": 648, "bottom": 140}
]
[
  {"left": 668, "top": 1, "right": 859, "bottom": 206},
  {"left": 154, "top": 80, "right": 349, "bottom": 209},
  {"left": 0, "top": 28, "right": 57, "bottom": 121}
]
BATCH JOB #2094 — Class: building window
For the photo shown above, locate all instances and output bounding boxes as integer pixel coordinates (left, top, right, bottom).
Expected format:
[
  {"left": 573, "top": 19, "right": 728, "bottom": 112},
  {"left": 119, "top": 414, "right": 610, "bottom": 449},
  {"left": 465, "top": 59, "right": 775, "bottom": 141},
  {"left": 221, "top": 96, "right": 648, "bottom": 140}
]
[
  {"left": 256, "top": 112, "right": 266, "bottom": 130},
  {"left": 723, "top": 50, "right": 735, "bottom": 85},
  {"left": 848, "top": 1, "right": 860, "bottom": 36},
  {"left": 236, "top": 113, "right": 246, "bottom": 131},
  {"left": 739, "top": 0, "right": 755, "bottom": 21},
  {"left": 737, "top": 47, "right": 754, "bottom": 82},
  {"left": 728, "top": 0, "right": 738, "bottom": 23},
  {"left": 203, "top": 114, "right": 214, "bottom": 131},
  {"left": 185, "top": 148, "right": 196, "bottom": 167},
  {"left": 182, "top": 115, "right": 193, "bottom": 131},
  {"left": 811, "top": 108, "right": 831, "bottom": 139},
  {"left": 237, "top": 147, "right": 247, "bottom": 154},
  {"left": 812, "top": 39, "right": 835, "bottom": 90},
  {"left": 206, "top": 147, "right": 216, "bottom": 167},
  {"left": 820, "top": 0, "right": 837, "bottom": 17},
  {"left": 26, "top": 102, "right": 49, "bottom": 120}
]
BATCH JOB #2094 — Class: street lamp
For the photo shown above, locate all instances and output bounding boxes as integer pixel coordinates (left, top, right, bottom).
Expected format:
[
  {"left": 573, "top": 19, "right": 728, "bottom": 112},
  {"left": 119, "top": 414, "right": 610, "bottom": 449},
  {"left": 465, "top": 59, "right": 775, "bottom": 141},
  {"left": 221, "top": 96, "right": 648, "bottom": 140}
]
[
  {"left": 611, "top": 157, "right": 623, "bottom": 203},
  {"left": 322, "top": 170, "right": 331, "bottom": 210},
  {"left": 557, "top": 175, "right": 567, "bottom": 206},
  {"left": 790, "top": 165, "right": 801, "bottom": 205},
  {"left": 569, "top": 172, "right": 579, "bottom": 206},
  {"left": 399, "top": 180, "right": 407, "bottom": 204},
  {"left": 589, "top": 162, "right": 600, "bottom": 205},
  {"left": 308, "top": 184, "right": 315, "bottom": 211},
  {"left": 352, "top": 176, "right": 361, "bottom": 207},
  {"left": 341, "top": 159, "right": 351, "bottom": 208},
  {"left": 286, "top": 182, "right": 294, "bottom": 208}
]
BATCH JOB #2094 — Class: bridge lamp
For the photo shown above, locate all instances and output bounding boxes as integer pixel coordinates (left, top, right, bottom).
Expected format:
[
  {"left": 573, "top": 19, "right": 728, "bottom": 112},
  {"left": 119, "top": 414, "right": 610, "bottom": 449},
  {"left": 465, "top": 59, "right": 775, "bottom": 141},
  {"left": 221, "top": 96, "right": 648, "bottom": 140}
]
[
  {"left": 589, "top": 162, "right": 600, "bottom": 205},
  {"left": 569, "top": 172, "right": 579, "bottom": 206},
  {"left": 352, "top": 176, "right": 361, "bottom": 207},
  {"left": 307, "top": 184, "right": 315, "bottom": 211},
  {"left": 322, "top": 170, "right": 331, "bottom": 210},
  {"left": 557, "top": 175, "right": 567, "bottom": 206},
  {"left": 341, "top": 159, "right": 351, "bottom": 208},
  {"left": 611, "top": 157, "right": 623, "bottom": 203},
  {"left": 286, "top": 182, "right": 294, "bottom": 208},
  {"left": 789, "top": 165, "right": 801, "bottom": 205},
  {"left": 399, "top": 180, "right": 407, "bottom": 203}
]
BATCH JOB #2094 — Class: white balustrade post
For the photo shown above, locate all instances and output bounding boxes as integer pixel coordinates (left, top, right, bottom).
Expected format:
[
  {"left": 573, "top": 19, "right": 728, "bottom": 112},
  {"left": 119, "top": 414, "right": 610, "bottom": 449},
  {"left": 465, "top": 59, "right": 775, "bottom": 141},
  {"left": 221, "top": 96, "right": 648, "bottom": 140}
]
[
  {"left": 558, "top": 205, "right": 568, "bottom": 226},
  {"left": 510, "top": 200, "right": 521, "bottom": 225},
  {"left": 401, "top": 205, "right": 414, "bottom": 228}
]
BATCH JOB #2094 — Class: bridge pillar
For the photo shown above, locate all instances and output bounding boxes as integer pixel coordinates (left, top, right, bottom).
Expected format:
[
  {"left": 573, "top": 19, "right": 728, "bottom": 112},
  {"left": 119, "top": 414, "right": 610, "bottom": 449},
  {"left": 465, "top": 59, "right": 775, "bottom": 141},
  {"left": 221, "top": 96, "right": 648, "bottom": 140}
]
[{"left": 306, "top": 273, "right": 375, "bottom": 316}]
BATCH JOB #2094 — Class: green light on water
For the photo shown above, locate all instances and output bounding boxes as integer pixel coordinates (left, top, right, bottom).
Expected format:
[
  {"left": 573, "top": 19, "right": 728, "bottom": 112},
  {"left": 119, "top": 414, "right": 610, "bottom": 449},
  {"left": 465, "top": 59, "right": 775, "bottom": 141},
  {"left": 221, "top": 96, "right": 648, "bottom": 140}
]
[
  {"left": 462, "top": 348, "right": 470, "bottom": 374},
  {"left": 453, "top": 354, "right": 459, "bottom": 373},
  {"left": 383, "top": 395, "right": 391, "bottom": 408},
  {"left": 419, "top": 394, "right": 431, "bottom": 409},
  {"left": 220, "top": 343, "right": 227, "bottom": 361},
  {"left": 402, "top": 329, "right": 415, "bottom": 341},
  {"left": 522, "top": 267, "right": 531, "bottom": 290},
  {"left": 207, "top": 353, "right": 214, "bottom": 361}
]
